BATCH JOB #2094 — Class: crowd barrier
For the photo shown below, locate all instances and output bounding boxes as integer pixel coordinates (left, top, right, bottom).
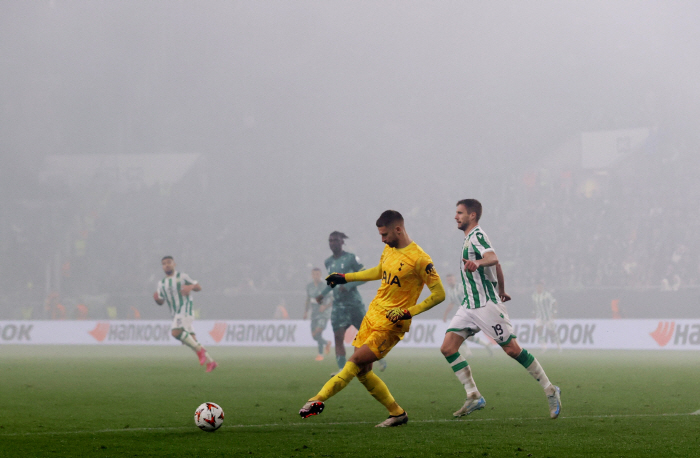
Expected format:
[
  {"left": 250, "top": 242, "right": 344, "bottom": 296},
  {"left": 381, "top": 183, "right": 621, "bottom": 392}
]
[{"left": 0, "top": 319, "right": 699, "bottom": 350}]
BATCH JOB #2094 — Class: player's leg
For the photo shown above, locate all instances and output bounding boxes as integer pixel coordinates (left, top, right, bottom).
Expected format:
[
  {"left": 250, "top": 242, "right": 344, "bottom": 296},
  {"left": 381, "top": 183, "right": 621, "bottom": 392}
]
[
  {"left": 442, "top": 307, "right": 485, "bottom": 413},
  {"left": 501, "top": 338, "right": 561, "bottom": 418},
  {"left": 547, "top": 321, "right": 562, "bottom": 352},
  {"left": 535, "top": 320, "right": 547, "bottom": 351},
  {"left": 299, "top": 344, "right": 373, "bottom": 419},
  {"left": 441, "top": 330, "right": 485, "bottom": 417},
  {"left": 183, "top": 317, "right": 216, "bottom": 370},
  {"left": 331, "top": 305, "right": 349, "bottom": 371},
  {"left": 171, "top": 315, "right": 201, "bottom": 354},
  {"left": 351, "top": 303, "right": 386, "bottom": 372},
  {"left": 311, "top": 323, "right": 327, "bottom": 361},
  {"left": 322, "top": 317, "right": 332, "bottom": 355},
  {"left": 353, "top": 331, "right": 406, "bottom": 426}
]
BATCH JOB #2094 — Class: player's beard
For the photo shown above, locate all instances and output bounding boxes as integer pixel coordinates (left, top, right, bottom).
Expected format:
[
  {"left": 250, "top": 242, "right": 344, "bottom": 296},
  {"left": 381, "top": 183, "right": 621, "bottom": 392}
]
[
  {"left": 165, "top": 269, "right": 174, "bottom": 276},
  {"left": 457, "top": 222, "right": 469, "bottom": 231},
  {"left": 385, "top": 239, "right": 399, "bottom": 248}
]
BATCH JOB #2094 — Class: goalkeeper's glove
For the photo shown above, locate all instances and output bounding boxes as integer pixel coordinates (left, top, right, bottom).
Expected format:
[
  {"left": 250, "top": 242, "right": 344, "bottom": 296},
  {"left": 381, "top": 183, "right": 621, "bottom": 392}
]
[
  {"left": 386, "top": 308, "right": 412, "bottom": 323},
  {"left": 325, "top": 273, "right": 347, "bottom": 288}
]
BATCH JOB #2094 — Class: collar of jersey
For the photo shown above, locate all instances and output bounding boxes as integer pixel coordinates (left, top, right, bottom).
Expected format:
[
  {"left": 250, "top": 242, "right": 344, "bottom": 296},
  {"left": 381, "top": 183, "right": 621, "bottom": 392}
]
[
  {"left": 395, "top": 241, "right": 416, "bottom": 251},
  {"left": 466, "top": 225, "right": 481, "bottom": 238}
]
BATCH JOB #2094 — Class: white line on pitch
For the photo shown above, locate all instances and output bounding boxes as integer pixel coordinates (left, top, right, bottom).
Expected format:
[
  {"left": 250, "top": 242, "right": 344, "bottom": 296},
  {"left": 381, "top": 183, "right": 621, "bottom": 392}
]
[{"left": 1, "top": 411, "right": 696, "bottom": 437}]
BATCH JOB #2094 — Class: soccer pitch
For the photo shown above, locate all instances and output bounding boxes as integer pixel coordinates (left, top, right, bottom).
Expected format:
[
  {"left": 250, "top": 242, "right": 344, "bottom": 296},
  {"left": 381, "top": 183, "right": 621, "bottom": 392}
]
[{"left": 1, "top": 346, "right": 698, "bottom": 457}]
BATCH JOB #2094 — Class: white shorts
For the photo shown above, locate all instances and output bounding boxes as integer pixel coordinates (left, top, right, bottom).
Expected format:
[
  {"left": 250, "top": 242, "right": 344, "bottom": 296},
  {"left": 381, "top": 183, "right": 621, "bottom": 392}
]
[
  {"left": 446, "top": 302, "right": 516, "bottom": 346},
  {"left": 171, "top": 314, "right": 195, "bottom": 334}
]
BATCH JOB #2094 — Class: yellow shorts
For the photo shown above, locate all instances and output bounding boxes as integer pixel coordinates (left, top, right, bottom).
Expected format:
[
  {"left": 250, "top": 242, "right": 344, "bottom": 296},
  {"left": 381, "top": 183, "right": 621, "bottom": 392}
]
[{"left": 352, "top": 317, "right": 403, "bottom": 360}]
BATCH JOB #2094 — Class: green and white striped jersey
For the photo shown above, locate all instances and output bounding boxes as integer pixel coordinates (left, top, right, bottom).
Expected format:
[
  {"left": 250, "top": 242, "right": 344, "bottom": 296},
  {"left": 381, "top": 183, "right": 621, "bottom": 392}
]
[
  {"left": 460, "top": 225, "right": 500, "bottom": 309},
  {"left": 156, "top": 271, "right": 197, "bottom": 317}
]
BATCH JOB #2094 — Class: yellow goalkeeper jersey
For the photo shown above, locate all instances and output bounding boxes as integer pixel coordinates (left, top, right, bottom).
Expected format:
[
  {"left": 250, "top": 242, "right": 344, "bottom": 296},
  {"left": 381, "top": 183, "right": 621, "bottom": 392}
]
[{"left": 346, "top": 241, "right": 442, "bottom": 333}]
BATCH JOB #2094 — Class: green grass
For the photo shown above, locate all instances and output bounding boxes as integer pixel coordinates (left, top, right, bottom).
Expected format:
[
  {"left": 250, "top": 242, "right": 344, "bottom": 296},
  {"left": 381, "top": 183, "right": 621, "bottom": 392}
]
[{"left": 1, "top": 346, "right": 698, "bottom": 457}]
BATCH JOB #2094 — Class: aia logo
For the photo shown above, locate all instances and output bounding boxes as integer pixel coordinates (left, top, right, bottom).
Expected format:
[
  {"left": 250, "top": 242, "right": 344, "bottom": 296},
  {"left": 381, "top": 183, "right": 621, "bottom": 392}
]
[
  {"left": 650, "top": 321, "right": 675, "bottom": 347},
  {"left": 209, "top": 322, "right": 227, "bottom": 343},
  {"left": 382, "top": 271, "right": 401, "bottom": 287},
  {"left": 89, "top": 322, "right": 110, "bottom": 342}
]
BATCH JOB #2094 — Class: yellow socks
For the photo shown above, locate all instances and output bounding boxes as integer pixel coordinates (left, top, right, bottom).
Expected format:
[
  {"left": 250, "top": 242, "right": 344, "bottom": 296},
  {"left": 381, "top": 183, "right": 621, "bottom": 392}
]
[
  {"left": 312, "top": 361, "right": 361, "bottom": 402},
  {"left": 358, "top": 370, "right": 404, "bottom": 416}
]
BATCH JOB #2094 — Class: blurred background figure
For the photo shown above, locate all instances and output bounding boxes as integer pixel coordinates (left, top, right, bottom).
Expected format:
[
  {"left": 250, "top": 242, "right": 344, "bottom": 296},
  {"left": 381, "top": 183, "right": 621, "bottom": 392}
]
[
  {"left": 532, "top": 281, "right": 561, "bottom": 352},
  {"left": 303, "top": 267, "right": 332, "bottom": 361}
]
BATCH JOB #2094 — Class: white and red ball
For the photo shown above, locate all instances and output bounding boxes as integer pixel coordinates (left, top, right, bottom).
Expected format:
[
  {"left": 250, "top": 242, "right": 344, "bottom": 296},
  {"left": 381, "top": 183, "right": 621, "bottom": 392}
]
[{"left": 194, "top": 402, "right": 224, "bottom": 432}]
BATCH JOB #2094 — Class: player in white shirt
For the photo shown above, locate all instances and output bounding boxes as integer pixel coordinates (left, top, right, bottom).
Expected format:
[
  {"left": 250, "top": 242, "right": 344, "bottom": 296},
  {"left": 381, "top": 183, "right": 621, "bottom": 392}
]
[
  {"left": 440, "top": 199, "right": 561, "bottom": 419},
  {"left": 153, "top": 256, "right": 217, "bottom": 372}
]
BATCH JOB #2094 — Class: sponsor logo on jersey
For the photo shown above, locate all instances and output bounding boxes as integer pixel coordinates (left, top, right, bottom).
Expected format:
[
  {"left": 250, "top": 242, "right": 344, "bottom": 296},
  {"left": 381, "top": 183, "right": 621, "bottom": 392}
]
[
  {"left": 425, "top": 263, "right": 435, "bottom": 275},
  {"left": 382, "top": 271, "right": 401, "bottom": 287}
]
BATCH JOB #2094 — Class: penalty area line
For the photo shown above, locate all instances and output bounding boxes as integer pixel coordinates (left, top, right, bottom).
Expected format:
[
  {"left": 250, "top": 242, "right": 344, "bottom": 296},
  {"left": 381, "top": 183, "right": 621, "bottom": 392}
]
[{"left": 1, "top": 411, "right": 697, "bottom": 437}]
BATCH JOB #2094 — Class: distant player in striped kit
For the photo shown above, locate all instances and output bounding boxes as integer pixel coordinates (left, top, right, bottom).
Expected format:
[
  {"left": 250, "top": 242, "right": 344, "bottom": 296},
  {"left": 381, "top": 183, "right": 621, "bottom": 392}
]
[
  {"left": 440, "top": 199, "right": 561, "bottom": 419},
  {"left": 153, "top": 256, "right": 217, "bottom": 372},
  {"left": 533, "top": 281, "right": 562, "bottom": 352}
]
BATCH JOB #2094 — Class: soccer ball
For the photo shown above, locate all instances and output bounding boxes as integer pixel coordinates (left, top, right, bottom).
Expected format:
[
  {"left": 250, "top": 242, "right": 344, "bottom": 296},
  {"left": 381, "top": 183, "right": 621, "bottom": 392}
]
[{"left": 194, "top": 402, "right": 224, "bottom": 432}]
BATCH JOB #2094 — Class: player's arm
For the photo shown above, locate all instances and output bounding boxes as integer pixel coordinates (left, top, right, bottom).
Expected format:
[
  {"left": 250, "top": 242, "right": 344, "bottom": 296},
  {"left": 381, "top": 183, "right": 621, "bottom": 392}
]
[
  {"left": 153, "top": 286, "right": 165, "bottom": 305},
  {"left": 316, "top": 284, "right": 332, "bottom": 304},
  {"left": 181, "top": 273, "right": 201, "bottom": 295},
  {"left": 327, "top": 262, "right": 382, "bottom": 287},
  {"left": 339, "top": 260, "right": 367, "bottom": 292},
  {"left": 408, "top": 276, "right": 445, "bottom": 317},
  {"left": 463, "top": 250, "right": 498, "bottom": 272},
  {"left": 387, "top": 259, "right": 445, "bottom": 322},
  {"left": 181, "top": 282, "right": 201, "bottom": 295},
  {"left": 496, "top": 263, "right": 511, "bottom": 302},
  {"left": 344, "top": 264, "right": 382, "bottom": 282}
]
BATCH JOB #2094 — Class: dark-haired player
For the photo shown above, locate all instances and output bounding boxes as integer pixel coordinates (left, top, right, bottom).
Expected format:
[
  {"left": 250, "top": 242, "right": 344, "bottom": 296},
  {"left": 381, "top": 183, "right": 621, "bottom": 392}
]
[
  {"left": 153, "top": 256, "right": 217, "bottom": 372},
  {"left": 315, "top": 231, "right": 384, "bottom": 373},
  {"left": 440, "top": 199, "right": 560, "bottom": 418},
  {"left": 300, "top": 211, "right": 445, "bottom": 427}
]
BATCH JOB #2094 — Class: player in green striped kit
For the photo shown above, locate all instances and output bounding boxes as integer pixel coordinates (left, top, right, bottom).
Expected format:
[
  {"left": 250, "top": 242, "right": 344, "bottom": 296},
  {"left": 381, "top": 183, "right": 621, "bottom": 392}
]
[
  {"left": 439, "top": 199, "right": 561, "bottom": 418},
  {"left": 153, "top": 256, "right": 217, "bottom": 372}
]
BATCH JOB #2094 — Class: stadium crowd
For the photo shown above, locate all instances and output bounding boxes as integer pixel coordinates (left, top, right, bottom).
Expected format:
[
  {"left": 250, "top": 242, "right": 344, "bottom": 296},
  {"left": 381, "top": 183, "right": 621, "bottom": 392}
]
[{"left": 1, "top": 136, "right": 698, "bottom": 320}]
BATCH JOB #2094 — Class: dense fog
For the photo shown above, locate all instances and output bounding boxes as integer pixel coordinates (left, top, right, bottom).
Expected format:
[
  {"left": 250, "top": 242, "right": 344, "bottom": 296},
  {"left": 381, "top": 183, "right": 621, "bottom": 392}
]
[{"left": 1, "top": 1, "right": 699, "bottom": 320}]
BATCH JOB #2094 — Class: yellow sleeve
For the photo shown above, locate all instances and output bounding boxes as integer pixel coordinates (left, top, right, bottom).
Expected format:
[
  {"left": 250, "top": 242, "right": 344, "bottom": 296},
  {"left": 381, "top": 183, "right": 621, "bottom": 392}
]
[
  {"left": 345, "top": 264, "right": 382, "bottom": 282},
  {"left": 344, "top": 247, "right": 385, "bottom": 283},
  {"left": 407, "top": 257, "right": 445, "bottom": 317}
]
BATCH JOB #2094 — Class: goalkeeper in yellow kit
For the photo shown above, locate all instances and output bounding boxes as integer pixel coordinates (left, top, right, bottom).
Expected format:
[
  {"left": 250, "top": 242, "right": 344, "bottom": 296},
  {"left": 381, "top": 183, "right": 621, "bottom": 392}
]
[{"left": 299, "top": 210, "right": 445, "bottom": 427}]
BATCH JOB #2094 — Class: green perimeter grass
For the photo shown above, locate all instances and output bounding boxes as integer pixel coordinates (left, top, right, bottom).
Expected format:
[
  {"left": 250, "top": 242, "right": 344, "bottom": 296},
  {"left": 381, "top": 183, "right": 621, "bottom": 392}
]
[{"left": 0, "top": 346, "right": 698, "bottom": 457}]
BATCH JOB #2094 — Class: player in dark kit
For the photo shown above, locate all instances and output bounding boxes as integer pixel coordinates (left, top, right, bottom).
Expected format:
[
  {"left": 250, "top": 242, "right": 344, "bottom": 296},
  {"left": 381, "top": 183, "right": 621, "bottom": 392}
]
[{"left": 316, "top": 232, "right": 388, "bottom": 372}]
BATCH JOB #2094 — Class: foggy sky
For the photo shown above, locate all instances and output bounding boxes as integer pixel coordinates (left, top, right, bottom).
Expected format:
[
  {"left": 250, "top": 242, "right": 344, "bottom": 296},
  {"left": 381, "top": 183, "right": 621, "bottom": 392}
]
[{"left": 2, "top": 1, "right": 700, "bottom": 318}]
